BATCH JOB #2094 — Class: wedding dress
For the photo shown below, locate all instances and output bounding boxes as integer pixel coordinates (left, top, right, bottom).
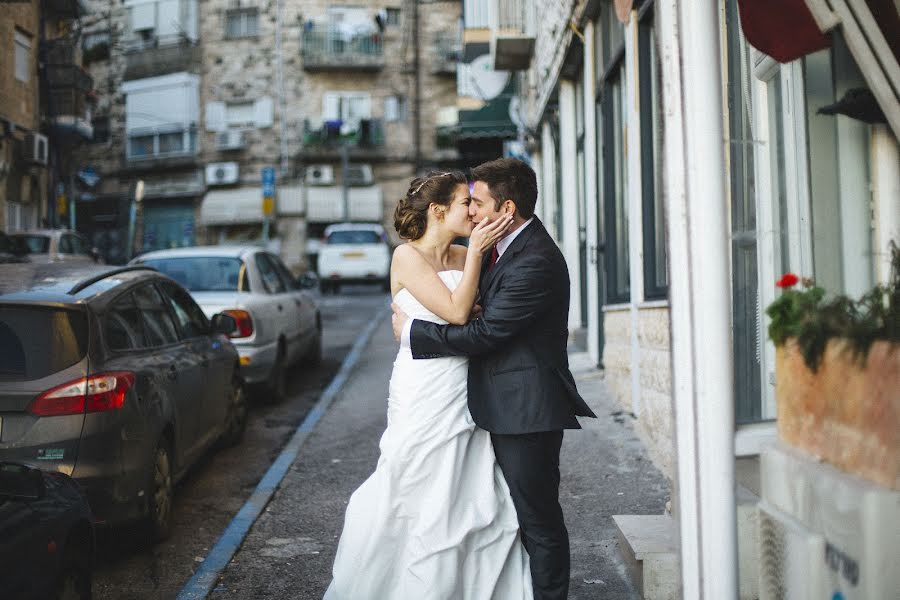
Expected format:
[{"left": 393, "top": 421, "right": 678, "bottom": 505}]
[{"left": 324, "top": 270, "right": 533, "bottom": 600}]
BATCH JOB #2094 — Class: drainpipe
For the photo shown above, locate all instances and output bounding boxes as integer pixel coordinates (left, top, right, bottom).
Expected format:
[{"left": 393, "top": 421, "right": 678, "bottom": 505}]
[
  {"left": 657, "top": 1, "right": 738, "bottom": 598},
  {"left": 275, "top": 0, "right": 288, "bottom": 179},
  {"left": 412, "top": 0, "right": 421, "bottom": 169}
]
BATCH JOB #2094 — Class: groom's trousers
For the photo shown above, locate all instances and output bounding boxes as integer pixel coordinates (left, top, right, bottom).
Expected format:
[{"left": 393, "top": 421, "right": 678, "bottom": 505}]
[{"left": 491, "top": 431, "right": 569, "bottom": 600}]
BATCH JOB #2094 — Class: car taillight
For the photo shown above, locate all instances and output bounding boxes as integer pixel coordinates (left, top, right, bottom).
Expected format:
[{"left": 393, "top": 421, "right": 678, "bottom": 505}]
[
  {"left": 223, "top": 309, "right": 254, "bottom": 338},
  {"left": 28, "top": 372, "right": 135, "bottom": 417}
]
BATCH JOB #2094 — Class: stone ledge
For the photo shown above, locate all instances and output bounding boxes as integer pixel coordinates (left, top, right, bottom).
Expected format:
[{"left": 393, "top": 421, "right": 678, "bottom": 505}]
[{"left": 612, "top": 514, "right": 679, "bottom": 600}]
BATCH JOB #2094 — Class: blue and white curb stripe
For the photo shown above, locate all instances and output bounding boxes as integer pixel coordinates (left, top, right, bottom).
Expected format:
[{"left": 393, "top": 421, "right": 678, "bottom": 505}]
[{"left": 177, "top": 304, "right": 389, "bottom": 599}]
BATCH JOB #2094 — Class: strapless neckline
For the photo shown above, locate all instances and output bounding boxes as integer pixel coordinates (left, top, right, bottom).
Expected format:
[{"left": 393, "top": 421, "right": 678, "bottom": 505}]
[{"left": 393, "top": 270, "right": 463, "bottom": 302}]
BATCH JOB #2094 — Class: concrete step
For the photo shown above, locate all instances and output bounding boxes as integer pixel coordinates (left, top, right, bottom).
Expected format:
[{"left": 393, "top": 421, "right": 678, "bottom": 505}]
[{"left": 612, "top": 514, "right": 679, "bottom": 600}]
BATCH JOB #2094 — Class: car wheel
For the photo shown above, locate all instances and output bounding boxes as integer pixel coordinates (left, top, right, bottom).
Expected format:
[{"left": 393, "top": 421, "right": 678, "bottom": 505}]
[
  {"left": 266, "top": 345, "right": 287, "bottom": 403},
  {"left": 221, "top": 376, "right": 248, "bottom": 447},
  {"left": 55, "top": 536, "right": 92, "bottom": 600},
  {"left": 147, "top": 440, "right": 174, "bottom": 543},
  {"left": 307, "top": 321, "right": 323, "bottom": 366}
]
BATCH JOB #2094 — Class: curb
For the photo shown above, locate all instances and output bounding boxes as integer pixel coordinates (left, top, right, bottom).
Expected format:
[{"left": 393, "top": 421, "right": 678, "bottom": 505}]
[{"left": 177, "top": 303, "right": 390, "bottom": 599}]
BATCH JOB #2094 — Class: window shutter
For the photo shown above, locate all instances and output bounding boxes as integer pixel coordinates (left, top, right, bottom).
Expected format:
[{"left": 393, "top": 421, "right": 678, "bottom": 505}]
[
  {"left": 384, "top": 96, "right": 399, "bottom": 121},
  {"left": 323, "top": 93, "right": 340, "bottom": 120},
  {"left": 131, "top": 3, "right": 156, "bottom": 31},
  {"left": 205, "top": 101, "right": 226, "bottom": 132},
  {"left": 254, "top": 96, "right": 274, "bottom": 128}
]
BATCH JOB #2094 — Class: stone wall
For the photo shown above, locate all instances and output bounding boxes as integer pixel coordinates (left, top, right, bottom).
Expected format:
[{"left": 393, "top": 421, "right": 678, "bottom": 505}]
[
  {"left": 636, "top": 306, "right": 674, "bottom": 479},
  {"left": 602, "top": 308, "right": 632, "bottom": 411}
]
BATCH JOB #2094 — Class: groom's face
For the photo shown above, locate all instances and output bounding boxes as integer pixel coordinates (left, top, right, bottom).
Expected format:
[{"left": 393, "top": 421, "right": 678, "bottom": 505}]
[{"left": 469, "top": 181, "right": 508, "bottom": 227}]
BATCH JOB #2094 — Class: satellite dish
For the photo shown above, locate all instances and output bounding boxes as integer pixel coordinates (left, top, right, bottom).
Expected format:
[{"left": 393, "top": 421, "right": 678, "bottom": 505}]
[
  {"left": 508, "top": 96, "right": 524, "bottom": 130},
  {"left": 467, "top": 54, "right": 510, "bottom": 101}
]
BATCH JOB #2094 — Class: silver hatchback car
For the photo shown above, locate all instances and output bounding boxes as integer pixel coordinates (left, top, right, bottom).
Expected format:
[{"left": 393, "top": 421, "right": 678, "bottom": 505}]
[{"left": 133, "top": 247, "right": 322, "bottom": 401}]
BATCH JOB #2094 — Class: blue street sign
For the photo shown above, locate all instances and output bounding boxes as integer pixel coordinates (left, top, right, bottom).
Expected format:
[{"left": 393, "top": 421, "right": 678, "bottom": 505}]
[{"left": 262, "top": 167, "right": 276, "bottom": 198}]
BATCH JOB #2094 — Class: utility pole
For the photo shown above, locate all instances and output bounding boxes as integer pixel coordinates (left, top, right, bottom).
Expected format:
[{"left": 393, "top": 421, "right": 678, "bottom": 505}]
[{"left": 412, "top": 0, "right": 421, "bottom": 170}]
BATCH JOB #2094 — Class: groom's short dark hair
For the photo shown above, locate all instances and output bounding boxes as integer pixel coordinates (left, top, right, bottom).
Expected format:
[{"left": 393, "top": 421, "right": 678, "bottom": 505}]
[{"left": 471, "top": 158, "right": 538, "bottom": 219}]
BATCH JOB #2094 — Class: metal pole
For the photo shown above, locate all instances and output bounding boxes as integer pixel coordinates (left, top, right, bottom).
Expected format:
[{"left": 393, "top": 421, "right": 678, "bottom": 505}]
[
  {"left": 412, "top": 0, "right": 421, "bottom": 169},
  {"left": 341, "top": 144, "right": 350, "bottom": 221},
  {"left": 658, "top": 0, "right": 738, "bottom": 597},
  {"left": 275, "top": 0, "right": 288, "bottom": 178}
]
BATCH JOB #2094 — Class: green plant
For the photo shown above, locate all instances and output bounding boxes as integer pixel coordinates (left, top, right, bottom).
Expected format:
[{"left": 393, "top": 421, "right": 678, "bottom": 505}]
[{"left": 766, "top": 242, "right": 900, "bottom": 372}]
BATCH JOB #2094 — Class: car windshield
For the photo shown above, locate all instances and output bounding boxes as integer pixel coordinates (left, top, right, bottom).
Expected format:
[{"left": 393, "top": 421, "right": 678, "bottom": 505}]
[
  {"left": 0, "top": 306, "right": 88, "bottom": 381},
  {"left": 327, "top": 230, "right": 382, "bottom": 244},
  {"left": 140, "top": 257, "right": 248, "bottom": 292},
  {"left": 12, "top": 235, "right": 50, "bottom": 254}
]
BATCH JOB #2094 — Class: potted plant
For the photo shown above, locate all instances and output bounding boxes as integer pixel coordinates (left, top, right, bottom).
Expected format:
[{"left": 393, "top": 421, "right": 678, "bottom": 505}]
[{"left": 766, "top": 244, "right": 899, "bottom": 489}]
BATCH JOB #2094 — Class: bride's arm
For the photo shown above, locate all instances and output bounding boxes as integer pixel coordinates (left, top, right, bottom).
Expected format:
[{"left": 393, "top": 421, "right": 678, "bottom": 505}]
[{"left": 393, "top": 216, "right": 512, "bottom": 325}]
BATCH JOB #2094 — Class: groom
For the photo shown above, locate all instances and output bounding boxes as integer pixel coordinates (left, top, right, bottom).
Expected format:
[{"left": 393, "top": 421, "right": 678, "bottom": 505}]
[{"left": 391, "top": 158, "right": 596, "bottom": 599}]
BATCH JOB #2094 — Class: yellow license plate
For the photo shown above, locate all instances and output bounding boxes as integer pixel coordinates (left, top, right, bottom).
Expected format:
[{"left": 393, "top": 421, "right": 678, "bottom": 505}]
[{"left": 342, "top": 252, "right": 365, "bottom": 258}]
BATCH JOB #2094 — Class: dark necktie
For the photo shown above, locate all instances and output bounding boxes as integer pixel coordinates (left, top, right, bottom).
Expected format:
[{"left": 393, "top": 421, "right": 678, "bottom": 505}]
[{"left": 489, "top": 245, "right": 499, "bottom": 271}]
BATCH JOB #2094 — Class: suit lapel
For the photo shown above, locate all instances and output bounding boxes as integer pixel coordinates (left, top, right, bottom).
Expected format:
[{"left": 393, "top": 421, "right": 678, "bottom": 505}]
[{"left": 481, "top": 218, "right": 542, "bottom": 293}]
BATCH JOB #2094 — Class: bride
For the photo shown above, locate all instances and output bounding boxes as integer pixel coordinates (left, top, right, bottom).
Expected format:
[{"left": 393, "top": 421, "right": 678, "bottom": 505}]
[{"left": 324, "top": 171, "right": 532, "bottom": 599}]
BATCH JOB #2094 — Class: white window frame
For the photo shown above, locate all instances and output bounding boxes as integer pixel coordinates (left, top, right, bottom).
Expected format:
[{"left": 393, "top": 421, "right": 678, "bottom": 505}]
[
  {"left": 323, "top": 92, "right": 372, "bottom": 124},
  {"left": 225, "top": 8, "right": 259, "bottom": 39},
  {"left": 14, "top": 30, "right": 32, "bottom": 83}
]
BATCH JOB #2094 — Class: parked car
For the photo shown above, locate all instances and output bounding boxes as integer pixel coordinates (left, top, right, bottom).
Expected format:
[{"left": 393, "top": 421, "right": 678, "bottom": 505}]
[
  {"left": 0, "top": 263, "right": 245, "bottom": 541},
  {"left": 0, "top": 462, "right": 95, "bottom": 599},
  {"left": 0, "top": 231, "right": 29, "bottom": 264},
  {"left": 132, "top": 246, "right": 322, "bottom": 402},
  {"left": 317, "top": 223, "right": 391, "bottom": 294},
  {"left": 9, "top": 229, "right": 102, "bottom": 265}
]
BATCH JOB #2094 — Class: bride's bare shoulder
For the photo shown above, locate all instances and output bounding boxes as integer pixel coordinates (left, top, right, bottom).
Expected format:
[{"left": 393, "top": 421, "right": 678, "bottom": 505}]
[{"left": 392, "top": 243, "right": 429, "bottom": 274}]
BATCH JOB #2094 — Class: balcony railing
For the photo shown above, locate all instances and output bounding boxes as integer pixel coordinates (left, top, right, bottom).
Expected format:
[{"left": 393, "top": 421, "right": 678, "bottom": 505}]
[
  {"left": 301, "top": 23, "right": 384, "bottom": 71},
  {"left": 42, "top": 39, "right": 94, "bottom": 139},
  {"left": 123, "top": 35, "right": 201, "bottom": 80},
  {"left": 302, "top": 118, "right": 384, "bottom": 152},
  {"left": 489, "top": 0, "right": 535, "bottom": 70},
  {"left": 126, "top": 125, "right": 197, "bottom": 161}
]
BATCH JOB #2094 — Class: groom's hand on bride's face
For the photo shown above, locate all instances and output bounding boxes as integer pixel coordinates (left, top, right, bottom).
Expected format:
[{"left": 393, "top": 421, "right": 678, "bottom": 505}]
[{"left": 391, "top": 302, "right": 408, "bottom": 342}]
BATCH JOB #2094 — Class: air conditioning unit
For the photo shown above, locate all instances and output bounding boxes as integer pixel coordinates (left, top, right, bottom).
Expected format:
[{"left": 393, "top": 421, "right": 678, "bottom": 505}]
[
  {"left": 305, "top": 164, "right": 334, "bottom": 186},
  {"left": 22, "top": 133, "right": 49, "bottom": 165},
  {"left": 344, "top": 164, "right": 374, "bottom": 187},
  {"left": 758, "top": 443, "right": 900, "bottom": 600},
  {"left": 216, "top": 129, "right": 246, "bottom": 150},
  {"left": 206, "top": 162, "right": 239, "bottom": 186}
]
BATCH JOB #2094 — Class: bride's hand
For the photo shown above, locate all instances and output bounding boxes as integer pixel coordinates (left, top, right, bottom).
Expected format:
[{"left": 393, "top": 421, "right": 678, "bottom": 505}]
[{"left": 468, "top": 214, "right": 514, "bottom": 255}]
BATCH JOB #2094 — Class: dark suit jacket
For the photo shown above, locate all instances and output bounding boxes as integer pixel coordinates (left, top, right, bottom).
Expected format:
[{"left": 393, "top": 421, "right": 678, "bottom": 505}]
[{"left": 409, "top": 217, "right": 597, "bottom": 434}]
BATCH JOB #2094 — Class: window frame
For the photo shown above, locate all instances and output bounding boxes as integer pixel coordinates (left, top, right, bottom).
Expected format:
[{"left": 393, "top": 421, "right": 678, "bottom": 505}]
[
  {"left": 14, "top": 29, "right": 32, "bottom": 83},
  {"left": 225, "top": 8, "right": 259, "bottom": 39},
  {"left": 157, "top": 281, "right": 210, "bottom": 340},
  {"left": 638, "top": 5, "right": 668, "bottom": 301}
]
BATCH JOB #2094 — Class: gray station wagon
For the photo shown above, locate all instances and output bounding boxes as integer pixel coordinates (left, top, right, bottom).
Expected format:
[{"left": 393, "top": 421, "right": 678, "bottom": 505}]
[{"left": 0, "top": 264, "right": 245, "bottom": 541}]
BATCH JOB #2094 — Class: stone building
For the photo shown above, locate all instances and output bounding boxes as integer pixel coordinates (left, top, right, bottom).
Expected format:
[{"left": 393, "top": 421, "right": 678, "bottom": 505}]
[
  {"left": 1, "top": 0, "right": 93, "bottom": 233},
  {"left": 77, "top": 0, "right": 462, "bottom": 269}
]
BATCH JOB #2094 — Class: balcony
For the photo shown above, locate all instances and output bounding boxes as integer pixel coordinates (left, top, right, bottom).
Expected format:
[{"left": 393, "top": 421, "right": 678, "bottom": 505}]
[
  {"left": 42, "top": 40, "right": 94, "bottom": 140},
  {"left": 301, "top": 118, "right": 384, "bottom": 159},
  {"left": 490, "top": 0, "right": 535, "bottom": 71},
  {"left": 123, "top": 35, "right": 201, "bottom": 81},
  {"left": 301, "top": 23, "right": 384, "bottom": 72},
  {"left": 42, "top": 0, "right": 87, "bottom": 19},
  {"left": 126, "top": 125, "right": 198, "bottom": 169},
  {"left": 433, "top": 33, "right": 462, "bottom": 76}
]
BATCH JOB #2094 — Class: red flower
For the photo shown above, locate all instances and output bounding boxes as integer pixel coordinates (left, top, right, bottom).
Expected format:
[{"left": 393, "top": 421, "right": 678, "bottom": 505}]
[{"left": 776, "top": 273, "right": 799, "bottom": 288}]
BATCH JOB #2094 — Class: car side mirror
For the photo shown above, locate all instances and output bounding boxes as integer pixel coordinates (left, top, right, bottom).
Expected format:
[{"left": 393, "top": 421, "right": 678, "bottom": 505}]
[
  {"left": 210, "top": 313, "right": 237, "bottom": 336},
  {"left": 297, "top": 273, "right": 319, "bottom": 290},
  {"left": 0, "top": 463, "right": 45, "bottom": 501}
]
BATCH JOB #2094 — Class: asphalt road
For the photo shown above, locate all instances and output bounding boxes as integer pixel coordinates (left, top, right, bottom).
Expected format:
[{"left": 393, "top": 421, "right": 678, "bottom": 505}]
[{"left": 92, "top": 286, "right": 389, "bottom": 600}]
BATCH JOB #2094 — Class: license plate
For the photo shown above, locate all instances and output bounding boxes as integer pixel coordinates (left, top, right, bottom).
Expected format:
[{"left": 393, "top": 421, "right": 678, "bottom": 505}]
[{"left": 341, "top": 252, "right": 365, "bottom": 259}]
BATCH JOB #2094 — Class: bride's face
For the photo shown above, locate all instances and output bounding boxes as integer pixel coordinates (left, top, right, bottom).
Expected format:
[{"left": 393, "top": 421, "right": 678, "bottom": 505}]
[{"left": 441, "top": 183, "right": 475, "bottom": 237}]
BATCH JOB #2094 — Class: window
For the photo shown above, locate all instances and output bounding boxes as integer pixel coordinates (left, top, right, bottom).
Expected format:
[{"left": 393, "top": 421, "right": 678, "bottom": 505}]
[
  {"left": 91, "top": 117, "right": 111, "bottom": 143},
  {"left": 323, "top": 92, "right": 372, "bottom": 123},
  {"left": 639, "top": 7, "right": 667, "bottom": 300},
  {"left": 159, "top": 282, "right": 209, "bottom": 339},
  {"left": 598, "top": 4, "right": 629, "bottom": 305},
  {"left": 269, "top": 255, "right": 300, "bottom": 291},
  {"left": 0, "top": 307, "right": 87, "bottom": 381},
  {"left": 123, "top": 74, "right": 201, "bottom": 160},
  {"left": 58, "top": 235, "right": 75, "bottom": 254},
  {"left": 385, "top": 8, "right": 400, "bottom": 26},
  {"left": 384, "top": 95, "right": 406, "bottom": 122},
  {"left": 140, "top": 257, "right": 248, "bottom": 291},
  {"left": 82, "top": 31, "right": 111, "bottom": 63},
  {"left": 15, "top": 30, "right": 32, "bottom": 83},
  {"left": 133, "top": 284, "right": 180, "bottom": 346},
  {"left": 226, "top": 102, "right": 255, "bottom": 127},
  {"left": 125, "top": 0, "right": 197, "bottom": 48},
  {"left": 105, "top": 293, "right": 146, "bottom": 351},
  {"left": 226, "top": 9, "right": 259, "bottom": 39},
  {"left": 255, "top": 254, "right": 286, "bottom": 294}
]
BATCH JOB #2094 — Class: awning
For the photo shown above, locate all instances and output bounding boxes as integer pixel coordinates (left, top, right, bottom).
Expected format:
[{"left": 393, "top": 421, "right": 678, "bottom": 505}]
[
  {"left": 737, "top": 0, "right": 831, "bottom": 64},
  {"left": 200, "top": 188, "right": 264, "bottom": 225},
  {"left": 306, "top": 185, "right": 383, "bottom": 223}
]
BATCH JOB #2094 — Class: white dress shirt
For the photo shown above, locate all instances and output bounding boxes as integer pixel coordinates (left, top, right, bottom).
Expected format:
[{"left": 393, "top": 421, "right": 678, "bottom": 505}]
[{"left": 400, "top": 217, "right": 535, "bottom": 349}]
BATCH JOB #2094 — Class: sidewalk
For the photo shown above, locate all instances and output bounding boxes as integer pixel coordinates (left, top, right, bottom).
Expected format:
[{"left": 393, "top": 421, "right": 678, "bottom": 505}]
[{"left": 210, "top": 317, "right": 669, "bottom": 599}]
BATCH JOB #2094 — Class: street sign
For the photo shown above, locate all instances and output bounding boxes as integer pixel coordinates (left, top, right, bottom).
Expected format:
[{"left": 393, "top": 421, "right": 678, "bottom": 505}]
[{"left": 262, "top": 167, "right": 276, "bottom": 216}]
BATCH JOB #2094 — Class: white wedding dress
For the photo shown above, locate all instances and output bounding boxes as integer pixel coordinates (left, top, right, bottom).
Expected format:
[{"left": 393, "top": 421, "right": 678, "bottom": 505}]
[{"left": 324, "top": 270, "right": 533, "bottom": 600}]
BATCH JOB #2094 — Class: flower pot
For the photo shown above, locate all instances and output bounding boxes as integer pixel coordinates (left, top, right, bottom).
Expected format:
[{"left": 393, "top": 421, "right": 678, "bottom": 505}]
[{"left": 775, "top": 338, "right": 900, "bottom": 489}]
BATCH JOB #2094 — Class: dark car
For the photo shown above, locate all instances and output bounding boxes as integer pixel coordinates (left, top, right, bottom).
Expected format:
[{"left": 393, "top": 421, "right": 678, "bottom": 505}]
[
  {"left": 0, "top": 231, "right": 29, "bottom": 264},
  {"left": 0, "top": 264, "right": 246, "bottom": 541},
  {"left": 0, "top": 461, "right": 95, "bottom": 599}
]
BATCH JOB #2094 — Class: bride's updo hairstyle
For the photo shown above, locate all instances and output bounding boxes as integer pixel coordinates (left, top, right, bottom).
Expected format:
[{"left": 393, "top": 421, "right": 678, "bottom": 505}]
[{"left": 394, "top": 170, "right": 468, "bottom": 241}]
